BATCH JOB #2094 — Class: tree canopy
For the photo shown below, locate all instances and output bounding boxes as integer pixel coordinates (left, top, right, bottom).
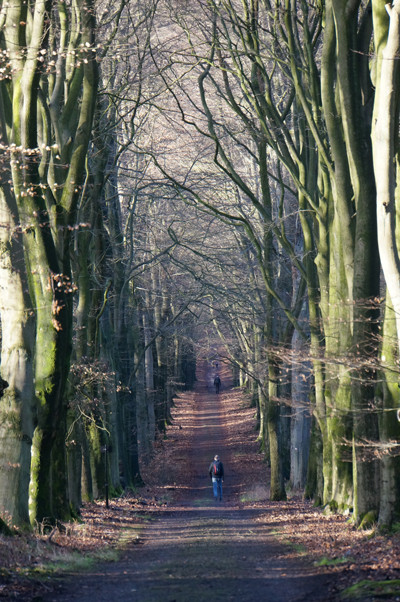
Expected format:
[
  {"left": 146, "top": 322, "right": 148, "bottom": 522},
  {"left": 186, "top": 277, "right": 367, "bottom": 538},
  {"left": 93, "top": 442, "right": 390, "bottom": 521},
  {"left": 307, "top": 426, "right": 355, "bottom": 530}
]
[{"left": 0, "top": 0, "right": 400, "bottom": 531}]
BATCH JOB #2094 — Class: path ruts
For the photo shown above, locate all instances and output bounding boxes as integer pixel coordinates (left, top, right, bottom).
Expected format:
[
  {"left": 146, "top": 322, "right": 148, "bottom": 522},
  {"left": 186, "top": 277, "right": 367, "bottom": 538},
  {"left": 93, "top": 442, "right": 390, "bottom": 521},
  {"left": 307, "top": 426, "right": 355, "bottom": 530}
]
[{"left": 42, "top": 362, "right": 335, "bottom": 602}]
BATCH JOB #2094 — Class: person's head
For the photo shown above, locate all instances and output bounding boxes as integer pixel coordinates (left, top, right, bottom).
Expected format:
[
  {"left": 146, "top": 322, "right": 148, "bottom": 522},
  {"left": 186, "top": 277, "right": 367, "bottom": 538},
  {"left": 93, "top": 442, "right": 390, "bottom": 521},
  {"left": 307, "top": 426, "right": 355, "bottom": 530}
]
[{"left": 214, "top": 454, "right": 219, "bottom": 461}]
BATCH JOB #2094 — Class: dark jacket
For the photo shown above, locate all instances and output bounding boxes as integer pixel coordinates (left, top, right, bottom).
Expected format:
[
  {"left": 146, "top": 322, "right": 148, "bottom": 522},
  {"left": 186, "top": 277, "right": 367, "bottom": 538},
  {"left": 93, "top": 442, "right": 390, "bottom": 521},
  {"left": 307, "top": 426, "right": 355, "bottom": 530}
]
[{"left": 209, "top": 460, "right": 224, "bottom": 479}]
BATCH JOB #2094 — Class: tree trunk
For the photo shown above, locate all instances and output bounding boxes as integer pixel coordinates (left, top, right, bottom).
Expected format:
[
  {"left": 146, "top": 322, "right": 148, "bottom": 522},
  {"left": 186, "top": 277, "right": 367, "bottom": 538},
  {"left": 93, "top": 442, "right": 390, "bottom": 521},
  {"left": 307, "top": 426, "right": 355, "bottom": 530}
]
[
  {"left": 290, "top": 331, "right": 311, "bottom": 490},
  {"left": 372, "top": 0, "right": 400, "bottom": 352},
  {"left": 267, "top": 358, "right": 286, "bottom": 501},
  {"left": 377, "top": 296, "right": 400, "bottom": 527},
  {"left": 0, "top": 0, "right": 98, "bottom": 524},
  {"left": 0, "top": 190, "right": 35, "bottom": 526}
]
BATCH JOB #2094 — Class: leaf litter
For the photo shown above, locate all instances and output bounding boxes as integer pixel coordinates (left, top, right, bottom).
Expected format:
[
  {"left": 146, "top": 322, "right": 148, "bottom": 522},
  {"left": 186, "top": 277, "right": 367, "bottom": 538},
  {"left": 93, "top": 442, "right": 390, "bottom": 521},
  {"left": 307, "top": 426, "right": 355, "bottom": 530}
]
[{"left": 1, "top": 364, "right": 400, "bottom": 600}]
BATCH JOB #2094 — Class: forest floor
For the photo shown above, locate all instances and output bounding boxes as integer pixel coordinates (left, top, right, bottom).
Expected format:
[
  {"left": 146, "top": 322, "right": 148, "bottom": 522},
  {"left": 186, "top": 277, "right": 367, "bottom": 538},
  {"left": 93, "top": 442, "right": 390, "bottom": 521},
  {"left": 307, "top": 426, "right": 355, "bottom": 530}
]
[{"left": 1, "top": 362, "right": 400, "bottom": 601}]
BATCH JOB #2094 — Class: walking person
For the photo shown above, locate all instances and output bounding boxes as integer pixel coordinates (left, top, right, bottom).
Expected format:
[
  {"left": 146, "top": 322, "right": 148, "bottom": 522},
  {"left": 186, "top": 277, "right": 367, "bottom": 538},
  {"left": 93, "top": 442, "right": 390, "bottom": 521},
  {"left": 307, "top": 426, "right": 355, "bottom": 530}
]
[
  {"left": 209, "top": 454, "right": 224, "bottom": 501},
  {"left": 213, "top": 374, "right": 221, "bottom": 394}
]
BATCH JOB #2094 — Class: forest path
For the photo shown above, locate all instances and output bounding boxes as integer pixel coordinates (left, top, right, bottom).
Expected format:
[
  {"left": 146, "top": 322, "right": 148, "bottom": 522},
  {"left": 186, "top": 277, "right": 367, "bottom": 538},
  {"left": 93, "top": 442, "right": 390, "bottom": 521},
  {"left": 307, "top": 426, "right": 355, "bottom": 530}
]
[{"left": 42, "top": 362, "right": 335, "bottom": 602}]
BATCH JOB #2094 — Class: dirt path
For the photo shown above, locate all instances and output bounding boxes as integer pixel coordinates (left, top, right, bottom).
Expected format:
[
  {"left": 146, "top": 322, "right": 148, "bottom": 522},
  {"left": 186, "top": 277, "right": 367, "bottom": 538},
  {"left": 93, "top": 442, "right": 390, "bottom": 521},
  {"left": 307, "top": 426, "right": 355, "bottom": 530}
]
[{"left": 42, "top": 363, "right": 336, "bottom": 602}]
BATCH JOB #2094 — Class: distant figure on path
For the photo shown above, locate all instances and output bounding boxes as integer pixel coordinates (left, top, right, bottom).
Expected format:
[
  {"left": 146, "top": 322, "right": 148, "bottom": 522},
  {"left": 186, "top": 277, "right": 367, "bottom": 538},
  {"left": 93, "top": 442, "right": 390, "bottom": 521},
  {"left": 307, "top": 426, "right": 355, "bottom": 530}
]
[
  {"left": 209, "top": 454, "right": 224, "bottom": 501},
  {"left": 214, "top": 374, "right": 221, "bottom": 394}
]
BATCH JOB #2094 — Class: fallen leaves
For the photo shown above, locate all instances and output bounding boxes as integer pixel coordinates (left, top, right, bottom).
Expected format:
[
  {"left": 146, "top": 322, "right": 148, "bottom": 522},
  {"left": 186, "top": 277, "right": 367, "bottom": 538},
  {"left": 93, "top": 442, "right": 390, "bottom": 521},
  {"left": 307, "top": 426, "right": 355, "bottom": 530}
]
[{"left": 1, "top": 361, "right": 400, "bottom": 600}]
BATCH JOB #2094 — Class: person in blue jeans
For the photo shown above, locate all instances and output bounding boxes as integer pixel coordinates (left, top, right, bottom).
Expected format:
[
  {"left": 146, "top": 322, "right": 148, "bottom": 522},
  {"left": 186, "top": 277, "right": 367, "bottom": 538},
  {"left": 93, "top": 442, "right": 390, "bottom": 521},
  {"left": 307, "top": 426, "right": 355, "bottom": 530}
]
[{"left": 209, "top": 454, "right": 224, "bottom": 501}]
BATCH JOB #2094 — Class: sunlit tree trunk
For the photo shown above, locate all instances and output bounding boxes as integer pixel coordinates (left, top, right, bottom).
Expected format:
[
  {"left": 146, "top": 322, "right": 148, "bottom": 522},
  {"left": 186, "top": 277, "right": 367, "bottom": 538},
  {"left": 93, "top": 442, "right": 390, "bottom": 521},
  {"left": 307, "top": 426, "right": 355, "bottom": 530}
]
[
  {"left": 372, "top": 0, "right": 400, "bottom": 347},
  {"left": 372, "top": 0, "right": 400, "bottom": 311},
  {"left": 318, "top": 0, "right": 379, "bottom": 516},
  {"left": 0, "top": 0, "right": 98, "bottom": 524},
  {"left": 0, "top": 189, "right": 35, "bottom": 526},
  {"left": 370, "top": 1, "right": 400, "bottom": 525},
  {"left": 376, "top": 296, "right": 400, "bottom": 527},
  {"left": 143, "top": 307, "right": 156, "bottom": 444}
]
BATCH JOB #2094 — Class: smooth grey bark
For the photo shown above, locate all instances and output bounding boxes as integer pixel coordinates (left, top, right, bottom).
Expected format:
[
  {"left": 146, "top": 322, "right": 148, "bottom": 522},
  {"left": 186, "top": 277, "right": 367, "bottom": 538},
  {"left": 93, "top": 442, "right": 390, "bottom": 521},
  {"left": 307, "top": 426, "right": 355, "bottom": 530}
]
[
  {"left": 372, "top": 0, "right": 400, "bottom": 353},
  {"left": 0, "top": 190, "right": 35, "bottom": 526},
  {"left": 290, "top": 328, "right": 311, "bottom": 490}
]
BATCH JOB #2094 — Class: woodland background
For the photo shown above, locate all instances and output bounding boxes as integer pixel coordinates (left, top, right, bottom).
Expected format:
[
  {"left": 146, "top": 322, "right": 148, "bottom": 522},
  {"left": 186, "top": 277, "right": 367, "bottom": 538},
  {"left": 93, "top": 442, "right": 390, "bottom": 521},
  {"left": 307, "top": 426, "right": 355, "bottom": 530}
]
[{"left": 0, "top": 0, "right": 400, "bottom": 533}]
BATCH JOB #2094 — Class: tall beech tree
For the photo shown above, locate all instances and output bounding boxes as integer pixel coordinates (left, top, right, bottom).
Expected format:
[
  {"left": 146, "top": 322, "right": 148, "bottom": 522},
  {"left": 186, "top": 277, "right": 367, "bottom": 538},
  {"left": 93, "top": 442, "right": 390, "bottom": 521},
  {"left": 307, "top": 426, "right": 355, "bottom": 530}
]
[
  {"left": 371, "top": 0, "right": 400, "bottom": 526},
  {"left": 0, "top": 0, "right": 97, "bottom": 525}
]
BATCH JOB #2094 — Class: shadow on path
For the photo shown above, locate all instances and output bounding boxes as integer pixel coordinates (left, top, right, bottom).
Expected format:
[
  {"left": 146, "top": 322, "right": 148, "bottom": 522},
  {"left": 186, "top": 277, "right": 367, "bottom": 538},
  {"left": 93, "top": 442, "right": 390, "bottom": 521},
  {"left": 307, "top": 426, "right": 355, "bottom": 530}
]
[{"left": 42, "top": 361, "right": 336, "bottom": 601}]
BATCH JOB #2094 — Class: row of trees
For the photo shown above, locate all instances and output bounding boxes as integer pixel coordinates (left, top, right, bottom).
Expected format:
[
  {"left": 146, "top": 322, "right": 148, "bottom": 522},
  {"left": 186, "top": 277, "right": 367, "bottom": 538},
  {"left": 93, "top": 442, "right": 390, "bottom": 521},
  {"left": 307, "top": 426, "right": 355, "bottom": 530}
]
[
  {"left": 144, "top": 0, "right": 400, "bottom": 527},
  {"left": 0, "top": 0, "right": 200, "bottom": 529},
  {"left": 1, "top": 0, "right": 400, "bottom": 531}
]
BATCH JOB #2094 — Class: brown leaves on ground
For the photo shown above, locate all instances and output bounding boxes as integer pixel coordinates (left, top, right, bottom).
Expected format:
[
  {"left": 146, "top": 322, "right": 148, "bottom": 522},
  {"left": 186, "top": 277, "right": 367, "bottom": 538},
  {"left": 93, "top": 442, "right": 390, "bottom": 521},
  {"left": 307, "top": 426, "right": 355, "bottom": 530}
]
[
  {"left": 142, "top": 375, "right": 400, "bottom": 597},
  {"left": 0, "top": 497, "right": 153, "bottom": 599},
  {"left": 1, "top": 376, "right": 400, "bottom": 599},
  {"left": 261, "top": 499, "right": 400, "bottom": 595}
]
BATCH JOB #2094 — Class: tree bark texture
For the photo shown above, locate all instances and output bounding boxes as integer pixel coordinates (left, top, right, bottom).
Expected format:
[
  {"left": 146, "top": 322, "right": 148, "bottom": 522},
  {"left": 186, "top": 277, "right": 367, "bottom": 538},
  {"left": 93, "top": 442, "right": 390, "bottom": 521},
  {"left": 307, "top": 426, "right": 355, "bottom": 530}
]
[{"left": 0, "top": 0, "right": 98, "bottom": 525}]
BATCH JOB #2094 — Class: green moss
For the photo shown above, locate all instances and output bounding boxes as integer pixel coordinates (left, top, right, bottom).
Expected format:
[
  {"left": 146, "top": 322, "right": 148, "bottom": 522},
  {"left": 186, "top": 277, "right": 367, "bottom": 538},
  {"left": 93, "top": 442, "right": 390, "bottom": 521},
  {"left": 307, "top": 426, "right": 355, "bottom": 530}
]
[
  {"left": 68, "top": 503, "right": 81, "bottom": 521},
  {"left": 29, "top": 427, "right": 43, "bottom": 525},
  {"left": 27, "top": 524, "right": 143, "bottom": 579},
  {"left": 338, "top": 503, "right": 352, "bottom": 513},
  {"left": 34, "top": 337, "right": 58, "bottom": 395},
  {"left": 390, "top": 521, "right": 400, "bottom": 534},
  {"left": 270, "top": 529, "right": 306, "bottom": 555},
  {"left": 323, "top": 499, "right": 338, "bottom": 514},
  {"left": 29, "top": 547, "right": 118, "bottom": 576},
  {"left": 341, "top": 579, "right": 400, "bottom": 599},
  {"left": 192, "top": 498, "right": 212, "bottom": 507},
  {"left": 0, "top": 408, "right": 22, "bottom": 434},
  {"left": 317, "top": 556, "right": 352, "bottom": 566},
  {"left": 358, "top": 510, "right": 377, "bottom": 530}
]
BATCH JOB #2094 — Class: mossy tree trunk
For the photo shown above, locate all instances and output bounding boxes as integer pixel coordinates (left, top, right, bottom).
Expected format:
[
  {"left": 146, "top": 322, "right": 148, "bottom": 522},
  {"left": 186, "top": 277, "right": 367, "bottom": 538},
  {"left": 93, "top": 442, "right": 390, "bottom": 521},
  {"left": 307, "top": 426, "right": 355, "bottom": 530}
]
[
  {"left": 0, "top": 0, "right": 98, "bottom": 524},
  {"left": 151, "top": 267, "right": 172, "bottom": 434},
  {"left": 0, "top": 189, "right": 35, "bottom": 526},
  {"left": 371, "top": 0, "right": 400, "bottom": 525},
  {"left": 372, "top": 0, "right": 400, "bottom": 349},
  {"left": 300, "top": 0, "right": 379, "bottom": 515},
  {"left": 376, "top": 296, "right": 400, "bottom": 527},
  {"left": 267, "top": 356, "right": 287, "bottom": 500}
]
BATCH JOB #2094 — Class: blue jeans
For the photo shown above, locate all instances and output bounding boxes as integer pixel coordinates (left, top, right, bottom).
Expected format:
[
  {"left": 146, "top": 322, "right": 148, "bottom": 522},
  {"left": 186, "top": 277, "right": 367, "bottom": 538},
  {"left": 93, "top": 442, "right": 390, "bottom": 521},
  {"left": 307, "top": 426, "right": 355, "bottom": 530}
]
[{"left": 212, "top": 477, "right": 223, "bottom": 500}]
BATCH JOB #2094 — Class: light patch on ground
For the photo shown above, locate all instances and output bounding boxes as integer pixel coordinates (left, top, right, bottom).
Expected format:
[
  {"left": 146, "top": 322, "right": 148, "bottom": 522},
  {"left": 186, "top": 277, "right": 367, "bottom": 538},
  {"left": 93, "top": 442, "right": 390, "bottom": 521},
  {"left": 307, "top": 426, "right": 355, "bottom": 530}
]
[{"left": 240, "top": 485, "right": 269, "bottom": 503}]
